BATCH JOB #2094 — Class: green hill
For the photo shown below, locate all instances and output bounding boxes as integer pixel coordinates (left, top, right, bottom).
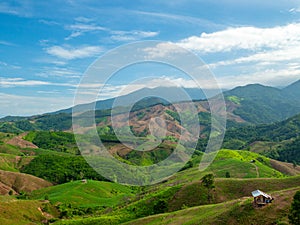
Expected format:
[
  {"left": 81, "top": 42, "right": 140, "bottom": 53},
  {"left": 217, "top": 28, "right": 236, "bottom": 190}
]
[
  {"left": 29, "top": 180, "right": 135, "bottom": 208},
  {"left": 52, "top": 176, "right": 300, "bottom": 225},
  {"left": 224, "top": 82, "right": 300, "bottom": 124},
  {"left": 223, "top": 113, "right": 300, "bottom": 163},
  {"left": 125, "top": 187, "right": 299, "bottom": 225},
  {"left": 0, "top": 197, "right": 58, "bottom": 225}
]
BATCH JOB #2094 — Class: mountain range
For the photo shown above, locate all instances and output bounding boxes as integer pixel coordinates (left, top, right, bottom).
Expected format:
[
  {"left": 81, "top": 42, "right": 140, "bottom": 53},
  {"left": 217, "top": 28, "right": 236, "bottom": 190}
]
[{"left": 1, "top": 80, "right": 300, "bottom": 132}]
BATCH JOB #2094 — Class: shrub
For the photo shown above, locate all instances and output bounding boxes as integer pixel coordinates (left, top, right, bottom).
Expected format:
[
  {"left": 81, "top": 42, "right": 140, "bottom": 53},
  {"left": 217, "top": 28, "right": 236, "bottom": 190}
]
[{"left": 289, "top": 190, "right": 300, "bottom": 225}]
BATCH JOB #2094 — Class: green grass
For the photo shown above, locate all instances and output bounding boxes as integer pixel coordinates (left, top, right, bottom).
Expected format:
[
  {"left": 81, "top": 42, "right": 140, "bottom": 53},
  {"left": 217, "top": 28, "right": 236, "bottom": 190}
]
[
  {"left": 206, "top": 150, "right": 284, "bottom": 178},
  {"left": 29, "top": 180, "right": 135, "bottom": 208},
  {"left": 226, "top": 95, "right": 243, "bottom": 105},
  {"left": 214, "top": 176, "right": 300, "bottom": 202},
  {"left": 125, "top": 200, "right": 237, "bottom": 225},
  {"left": 62, "top": 175, "right": 300, "bottom": 224},
  {"left": 124, "top": 187, "right": 299, "bottom": 225},
  {"left": 157, "top": 149, "right": 284, "bottom": 189},
  {"left": 0, "top": 143, "right": 23, "bottom": 156},
  {"left": 0, "top": 153, "right": 19, "bottom": 172},
  {"left": 0, "top": 199, "right": 57, "bottom": 225}
]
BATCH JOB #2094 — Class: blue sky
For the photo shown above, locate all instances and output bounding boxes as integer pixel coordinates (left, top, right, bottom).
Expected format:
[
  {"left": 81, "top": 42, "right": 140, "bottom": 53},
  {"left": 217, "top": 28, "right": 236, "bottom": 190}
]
[{"left": 1, "top": 0, "right": 300, "bottom": 117}]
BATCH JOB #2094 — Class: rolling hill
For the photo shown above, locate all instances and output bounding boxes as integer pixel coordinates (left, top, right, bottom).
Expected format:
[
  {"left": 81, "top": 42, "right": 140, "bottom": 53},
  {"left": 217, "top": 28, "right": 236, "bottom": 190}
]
[
  {"left": 125, "top": 187, "right": 299, "bottom": 225},
  {"left": 50, "top": 175, "right": 300, "bottom": 225},
  {"left": 1, "top": 130, "right": 300, "bottom": 225},
  {"left": 0, "top": 198, "right": 58, "bottom": 225},
  {"left": 29, "top": 180, "right": 135, "bottom": 208}
]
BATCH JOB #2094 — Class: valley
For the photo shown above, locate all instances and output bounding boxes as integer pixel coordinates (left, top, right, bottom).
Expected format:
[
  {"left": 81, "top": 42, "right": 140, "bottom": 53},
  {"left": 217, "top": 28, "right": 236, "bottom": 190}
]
[{"left": 0, "top": 81, "right": 300, "bottom": 224}]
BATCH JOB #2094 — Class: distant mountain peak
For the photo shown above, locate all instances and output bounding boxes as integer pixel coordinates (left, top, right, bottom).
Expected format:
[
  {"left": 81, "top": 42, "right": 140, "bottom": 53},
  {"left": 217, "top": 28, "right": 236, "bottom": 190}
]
[
  {"left": 285, "top": 79, "right": 300, "bottom": 88},
  {"left": 282, "top": 79, "right": 300, "bottom": 99}
]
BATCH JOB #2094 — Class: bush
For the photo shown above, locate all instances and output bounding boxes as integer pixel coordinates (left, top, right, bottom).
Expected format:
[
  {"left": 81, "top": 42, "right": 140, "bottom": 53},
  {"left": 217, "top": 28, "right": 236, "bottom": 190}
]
[{"left": 289, "top": 190, "right": 300, "bottom": 225}]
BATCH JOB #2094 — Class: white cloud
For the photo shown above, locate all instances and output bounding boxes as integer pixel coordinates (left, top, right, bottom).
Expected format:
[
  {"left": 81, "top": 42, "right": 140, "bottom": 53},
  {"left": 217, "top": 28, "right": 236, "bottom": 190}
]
[
  {"left": 65, "top": 22, "right": 107, "bottom": 40},
  {"left": 74, "top": 17, "right": 94, "bottom": 23},
  {"left": 172, "top": 22, "right": 300, "bottom": 87},
  {"left": 210, "top": 45, "right": 300, "bottom": 68},
  {"left": 215, "top": 68, "right": 300, "bottom": 89},
  {"left": 0, "top": 77, "right": 75, "bottom": 88},
  {"left": 132, "top": 10, "right": 221, "bottom": 28},
  {"left": 142, "top": 42, "right": 186, "bottom": 59},
  {"left": 0, "top": 61, "right": 21, "bottom": 70},
  {"left": 0, "top": 1, "right": 32, "bottom": 17},
  {"left": 289, "top": 7, "right": 300, "bottom": 13},
  {"left": 0, "top": 40, "right": 15, "bottom": 46},
  {"left": 38, "top": 19, "right": 60, "bottom": 26},
  {"left": 0, "top": 78, "right": 51, "bottom": 87},
  {"left": 0, "top": 92, "right": 73, "bottom": 117},
  {"left": 46, "top": 45, "right": 103, "bottom": 60},
  {"left": 111, "top": 30, "right": 159, "bottom": 42},
  {"left": 65, "top": 17, "right": 158, "bottom": 41},
  {"left": 73, "top": 76, "right": 199, "bottom": 102},
  {"left": 36, "top": 67, "right": 81, "bottom": 78},
  {"left": 178, "top": 23, "right": 300, "bottom": 53},
  {"left": 0, "top": 2, "right": 21, "bottom": 15}
]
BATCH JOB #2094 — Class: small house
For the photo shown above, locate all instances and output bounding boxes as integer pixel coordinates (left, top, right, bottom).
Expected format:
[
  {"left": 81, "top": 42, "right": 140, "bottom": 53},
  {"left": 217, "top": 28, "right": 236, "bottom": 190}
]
[{"left": 251, "top": 190, "right": 273, "bottom": 206}]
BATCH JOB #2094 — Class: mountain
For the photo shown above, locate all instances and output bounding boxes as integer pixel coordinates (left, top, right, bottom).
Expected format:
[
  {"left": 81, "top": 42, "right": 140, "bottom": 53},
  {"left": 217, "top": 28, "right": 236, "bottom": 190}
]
[
  {"left": 282, "top": 79, "right": 300, "bottom": 99},
  {"left": 53, "top": 86, "right": 218, "bottom": 114},
  {"left": 1, "top": 80, "right": 300, "bottom": 134},
  {"left": 224, "top": 81, "right": 300, "bottom": 124}
]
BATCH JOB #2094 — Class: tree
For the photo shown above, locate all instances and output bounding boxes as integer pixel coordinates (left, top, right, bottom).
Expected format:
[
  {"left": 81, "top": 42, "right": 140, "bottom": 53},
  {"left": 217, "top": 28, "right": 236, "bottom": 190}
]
[
  {"left": 44, "top": 194, "right": 49, "bottom": 201},
  {"left": 293, "top": 161, "right": 297, "bottom": 168},
  {"left": 201, "top": 174, "right": 215, "bottom": 189},
  {"left": 201, "top": 174, "right": 215, "bottom": 203},
  {"left": 153, "top": 200, "right": 168, "bottom": 214},
  {"left": 225, "top": 171, "right": 231, "bottom": 178},
  {"left": 289, "top": 190, "right": 300, "bottom": 225}
]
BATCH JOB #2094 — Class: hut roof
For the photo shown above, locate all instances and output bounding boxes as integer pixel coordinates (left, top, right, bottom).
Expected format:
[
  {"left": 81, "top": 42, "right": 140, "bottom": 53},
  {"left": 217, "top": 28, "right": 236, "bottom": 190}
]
[{"left": 251, "top": 190, "right": 272, "bottom": 198}]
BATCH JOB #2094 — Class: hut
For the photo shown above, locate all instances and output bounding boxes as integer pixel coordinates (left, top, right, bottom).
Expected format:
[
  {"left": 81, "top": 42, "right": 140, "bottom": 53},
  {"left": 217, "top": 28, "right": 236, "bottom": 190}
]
[{"left": 251, "top": 190, "right": 273, "bottom": 206}]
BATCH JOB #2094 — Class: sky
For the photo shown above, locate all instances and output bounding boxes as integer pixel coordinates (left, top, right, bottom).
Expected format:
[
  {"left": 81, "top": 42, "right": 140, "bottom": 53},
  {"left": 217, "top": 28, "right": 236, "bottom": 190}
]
[{"left": 1, "top": 0, "right": 300, "bottom": 117}]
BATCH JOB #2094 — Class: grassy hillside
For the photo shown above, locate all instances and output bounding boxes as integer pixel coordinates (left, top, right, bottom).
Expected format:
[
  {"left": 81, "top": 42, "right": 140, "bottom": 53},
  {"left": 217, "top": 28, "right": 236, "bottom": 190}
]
[
  {"left": 0, "top": 197, "right": 58, "bottom": 225},
  {"left": 0, "top": 153, "right": 19, "bottom": 172},
  {"left": 29, "top": 180, "right": 135, "bottom": 208},
  {"left": 125, "top": 187, "right": 299, "bottom": 225},
  {"left": 52, "top": 176, "right": 300, "bottom": 225},
  {"left": 206, "top": 150, "right": 283, "bottom": 178},
  {"left": 160, "top": 149, "right": 284, "bottom": 189}
]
